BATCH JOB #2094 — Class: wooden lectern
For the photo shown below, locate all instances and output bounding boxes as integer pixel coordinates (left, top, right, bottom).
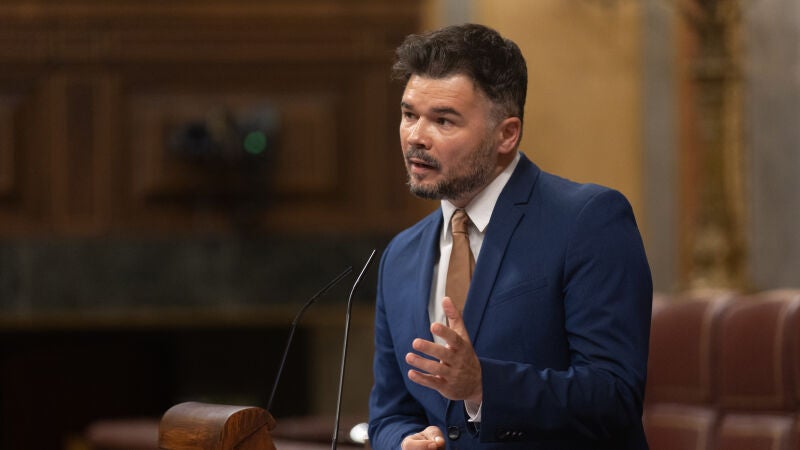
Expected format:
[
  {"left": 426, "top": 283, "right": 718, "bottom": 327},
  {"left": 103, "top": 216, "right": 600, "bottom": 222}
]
[{"left": 159, "top": 402, "right": 277, "bottom": 450}]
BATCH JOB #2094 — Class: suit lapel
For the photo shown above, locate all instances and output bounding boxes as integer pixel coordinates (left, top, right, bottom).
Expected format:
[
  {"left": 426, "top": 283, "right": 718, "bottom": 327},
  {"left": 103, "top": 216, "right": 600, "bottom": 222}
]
[
  {"left": 462, "top": 154, "right": 539, "bottom": 345},
  {"left": 412, "top": 212, "right": 443, "bottom": 342}
]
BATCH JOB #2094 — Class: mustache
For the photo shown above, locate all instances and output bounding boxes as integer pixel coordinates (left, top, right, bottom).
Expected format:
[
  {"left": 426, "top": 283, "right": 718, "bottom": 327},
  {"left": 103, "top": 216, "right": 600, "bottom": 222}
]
[{"left": 404, "top": 147, "right": 441, "bottom": 169}]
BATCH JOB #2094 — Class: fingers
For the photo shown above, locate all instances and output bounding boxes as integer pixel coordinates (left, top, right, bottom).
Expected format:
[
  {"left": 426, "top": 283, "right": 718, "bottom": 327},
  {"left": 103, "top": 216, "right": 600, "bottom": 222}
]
[
  {"left": 441, "top": 297, "right": 469, "bottom": 340},
  {"left": 405, "top": 348, "right": 451, "bottom": 391},
  {"left": 401, "top": 426, "right": 445, "bottom": 449},
  {"left": 405, "top": 296, "right": 481, "bottom": 402},
  {"left": 406, "top": 338, "right": 467, "bottom": 380},
  {"left": 412, "top": 337, "right": 455, "bottom": 360},
  {"left": 406, "top": 334, "right": 482, "bottom": 402},
  {"left": 407, "top": 367, "right": 445, "bottom": 392},
  {"left": 406, "top": 347, "right": 444, "bottom": 374}
]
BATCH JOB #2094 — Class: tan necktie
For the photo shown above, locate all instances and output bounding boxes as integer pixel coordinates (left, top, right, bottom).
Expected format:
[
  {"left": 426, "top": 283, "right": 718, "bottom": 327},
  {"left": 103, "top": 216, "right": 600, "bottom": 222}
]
[{"left": 445, "top": 209, "right": 475, "bottom": 315}]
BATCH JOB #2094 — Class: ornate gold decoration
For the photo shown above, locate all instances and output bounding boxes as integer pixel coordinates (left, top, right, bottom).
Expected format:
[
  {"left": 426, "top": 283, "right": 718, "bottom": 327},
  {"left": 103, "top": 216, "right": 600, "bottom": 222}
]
[{"left": 675, "top": 0, "right": 749, "bottom": 290}]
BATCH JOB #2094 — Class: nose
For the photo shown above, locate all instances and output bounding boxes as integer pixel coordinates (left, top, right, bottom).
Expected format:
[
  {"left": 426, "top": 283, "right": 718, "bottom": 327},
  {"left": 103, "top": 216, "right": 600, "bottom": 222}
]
[{"left": 404, "top": 118, "right": 430, "bottom": 149}]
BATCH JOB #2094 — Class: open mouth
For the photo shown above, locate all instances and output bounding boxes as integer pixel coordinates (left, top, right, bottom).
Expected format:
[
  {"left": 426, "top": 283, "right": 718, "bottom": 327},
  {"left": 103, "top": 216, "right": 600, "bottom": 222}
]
[
  {"left": 405, "top": 148, "right": 440, "bottom": 173},
  {"left": 408, "top": 158, "right": 438, "bottom": 171}
]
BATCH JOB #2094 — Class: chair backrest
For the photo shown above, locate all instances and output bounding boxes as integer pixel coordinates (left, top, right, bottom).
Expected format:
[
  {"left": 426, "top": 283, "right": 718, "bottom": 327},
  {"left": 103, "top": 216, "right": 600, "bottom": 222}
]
[
  {"left": 645, "top": 291, "right": 735, "bottom": 450},
  {"left": 717, "top": 292, "right": 798, "bottom": 411},
  {"left": 647, "top": 292, "right": 733, "bottom": 405},
  {"left": 715, "top": 291, "right": 800, "bottom": 450}
]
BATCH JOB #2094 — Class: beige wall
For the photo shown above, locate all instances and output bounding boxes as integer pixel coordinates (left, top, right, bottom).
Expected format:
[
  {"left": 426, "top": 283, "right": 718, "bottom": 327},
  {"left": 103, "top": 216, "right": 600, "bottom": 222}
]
[{"left": 427, "top": 0, "right": 645, "bottom": 226}]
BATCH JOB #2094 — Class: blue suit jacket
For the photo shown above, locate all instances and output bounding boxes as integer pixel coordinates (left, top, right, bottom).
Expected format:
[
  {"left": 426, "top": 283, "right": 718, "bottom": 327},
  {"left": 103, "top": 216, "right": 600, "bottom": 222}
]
[{"left": 368, "top": 154, "right": 652, "bottom": 449}]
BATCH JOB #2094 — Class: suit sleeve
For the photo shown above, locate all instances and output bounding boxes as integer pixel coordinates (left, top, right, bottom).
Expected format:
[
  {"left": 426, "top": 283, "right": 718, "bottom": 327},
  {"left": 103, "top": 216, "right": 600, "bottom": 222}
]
[
  {"left": 368, "top": 244, "right": 430, "bottom": 449},
  {"left": 478, "top": 189, "right": 653, "bottom": 442}
]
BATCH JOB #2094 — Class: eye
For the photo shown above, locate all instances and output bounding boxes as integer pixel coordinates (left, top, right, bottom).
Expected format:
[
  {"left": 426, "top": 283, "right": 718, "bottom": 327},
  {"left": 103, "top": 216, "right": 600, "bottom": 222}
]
[
  {"left": 437, "top": 117, "right": 452, "bottom": 126},
  {"left": 402, "top": 111, "right": 417, "bottom": 121}
]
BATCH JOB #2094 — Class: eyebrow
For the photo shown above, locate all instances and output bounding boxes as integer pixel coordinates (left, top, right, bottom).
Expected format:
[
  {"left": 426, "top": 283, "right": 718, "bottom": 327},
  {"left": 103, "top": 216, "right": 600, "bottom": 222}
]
[{"left": 400, "top": 102, "right": 463, "bottom": 118}]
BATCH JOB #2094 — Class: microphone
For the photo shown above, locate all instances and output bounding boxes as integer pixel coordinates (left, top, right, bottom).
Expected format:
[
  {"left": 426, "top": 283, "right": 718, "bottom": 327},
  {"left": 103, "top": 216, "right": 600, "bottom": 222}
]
[
  {"left": 266, "top": 266, "right": 354, "bottom": 413},
  {"left": 331, "top": 249, "right": 377, "bottom": 450}
]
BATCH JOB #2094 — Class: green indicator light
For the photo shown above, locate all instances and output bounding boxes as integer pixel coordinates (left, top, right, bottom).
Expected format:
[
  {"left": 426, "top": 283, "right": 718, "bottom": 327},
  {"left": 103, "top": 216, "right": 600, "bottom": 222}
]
[{"left": 243, "top": 131, "right": 267, "bottom": 155}]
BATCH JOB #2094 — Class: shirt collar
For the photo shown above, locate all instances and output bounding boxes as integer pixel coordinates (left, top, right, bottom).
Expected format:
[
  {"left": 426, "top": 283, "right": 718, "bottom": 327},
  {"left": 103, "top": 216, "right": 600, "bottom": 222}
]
[{"left": 441, "top": 152, "right": 521, "bottom": 234}]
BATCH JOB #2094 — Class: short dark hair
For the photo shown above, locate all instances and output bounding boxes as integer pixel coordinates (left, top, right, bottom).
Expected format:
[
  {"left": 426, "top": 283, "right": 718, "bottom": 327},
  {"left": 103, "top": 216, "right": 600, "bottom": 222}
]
[{"left": 392, "top": 23, "right": 528, "bottom": 122}]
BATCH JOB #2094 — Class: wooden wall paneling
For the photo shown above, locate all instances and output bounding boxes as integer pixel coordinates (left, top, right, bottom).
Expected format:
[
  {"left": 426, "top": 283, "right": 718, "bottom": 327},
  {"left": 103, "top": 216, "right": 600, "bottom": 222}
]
[
  {"left": 122, "top": 69, "right": 351, "bottom": 234},
  {"left": 0, "top": 1, "right": 425, "bottom": 236},
  {"left": 245, "top": 66, "right": 387, "bottom": 233},
  {"left": 354, "top": 64, "right": 435, "bottom": 231},
  {"left": 117, "top": 43, "right": 422, "bottom": 234},
  {"left": 0, "top": 93, "right": 19, "bottom": 197},
  {"left": 0, "top": 76, "right": 50, "bottom": 234},
  {"left": 131, "top": 93, "right": 283, "bottom": 199},
  {"left": 356, "top": 66, "right": 392, "bottom": 212},
  {"left": 271, "top": 94, "right": 339, "bottom": 195},
  {"left": 47, "top": 72, "right": 115, "bottom": 235}
]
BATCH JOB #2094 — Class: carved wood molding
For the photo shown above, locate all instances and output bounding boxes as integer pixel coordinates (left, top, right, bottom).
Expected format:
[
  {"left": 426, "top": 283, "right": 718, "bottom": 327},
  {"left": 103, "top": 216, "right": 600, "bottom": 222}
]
[{"left": 0, "top": 1, "right": 419, "bottom": 63}]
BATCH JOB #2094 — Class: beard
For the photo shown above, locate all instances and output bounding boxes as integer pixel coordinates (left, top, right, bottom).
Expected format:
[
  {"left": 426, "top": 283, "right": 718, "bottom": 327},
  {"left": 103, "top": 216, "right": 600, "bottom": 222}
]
[{"left": 404, "top": 133, "right": 497, "bottom": 203}]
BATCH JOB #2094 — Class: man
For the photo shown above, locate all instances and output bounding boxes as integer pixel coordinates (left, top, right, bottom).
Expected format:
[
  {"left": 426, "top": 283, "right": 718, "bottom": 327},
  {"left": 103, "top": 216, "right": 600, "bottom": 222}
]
[{"left": 369, "top": 23, "right": 652, "bottom": 449}]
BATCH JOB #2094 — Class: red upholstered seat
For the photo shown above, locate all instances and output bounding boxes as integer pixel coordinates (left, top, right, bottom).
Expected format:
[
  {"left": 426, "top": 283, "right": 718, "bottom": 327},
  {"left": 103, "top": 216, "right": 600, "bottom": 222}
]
[
  {"left": 644, "top": 404, "right": 717, "bottom": 450},
  {"left": 715, "top": 291, "right": 800, "bottom": 450},
  {"left": 645, "top": 291, "right": 734, "bottom": 450},
  {"left": 716, "top": 414, "right": 797, "bottom": 450},
  {"left": 646, "top": 292, "right": 732, "bottom": 405}
]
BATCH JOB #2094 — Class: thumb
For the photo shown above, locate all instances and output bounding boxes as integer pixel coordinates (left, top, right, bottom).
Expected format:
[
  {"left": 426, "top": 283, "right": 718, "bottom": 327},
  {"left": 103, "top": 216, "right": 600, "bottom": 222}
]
[{"left": 421, "top": 426, "right": 445, "bottom": 447}]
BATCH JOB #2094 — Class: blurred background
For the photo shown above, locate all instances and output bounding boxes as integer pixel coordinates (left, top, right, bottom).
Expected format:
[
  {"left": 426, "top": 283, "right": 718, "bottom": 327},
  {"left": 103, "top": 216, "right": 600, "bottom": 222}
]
[{"left": 0, "top": 0, "right": 797, "bottom": 448}]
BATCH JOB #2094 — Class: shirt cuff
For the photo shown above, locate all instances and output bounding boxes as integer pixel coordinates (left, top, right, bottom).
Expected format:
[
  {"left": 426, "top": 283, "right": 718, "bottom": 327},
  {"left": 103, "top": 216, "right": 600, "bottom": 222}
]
[{"left": 465, "top": 400, "right": 482, "bottom": 422}]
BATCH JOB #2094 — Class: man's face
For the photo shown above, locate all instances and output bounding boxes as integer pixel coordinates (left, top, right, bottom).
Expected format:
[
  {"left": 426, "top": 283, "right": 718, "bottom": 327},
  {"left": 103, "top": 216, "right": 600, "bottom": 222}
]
[{"left": 400, "top": 74, "right": 501, "bottom": 207}]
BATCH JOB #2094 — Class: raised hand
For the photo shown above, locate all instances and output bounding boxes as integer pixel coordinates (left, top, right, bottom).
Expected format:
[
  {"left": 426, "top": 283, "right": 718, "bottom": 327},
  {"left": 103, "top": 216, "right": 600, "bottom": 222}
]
[{"left": 405, "top": 296, "right": 483, "bottom": 404}]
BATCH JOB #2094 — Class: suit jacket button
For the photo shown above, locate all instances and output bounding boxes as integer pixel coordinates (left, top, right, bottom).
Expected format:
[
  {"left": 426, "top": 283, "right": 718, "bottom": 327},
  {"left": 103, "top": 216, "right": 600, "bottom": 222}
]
[{"left": 447, "top": 425, "right": 460, "bottom": 440}]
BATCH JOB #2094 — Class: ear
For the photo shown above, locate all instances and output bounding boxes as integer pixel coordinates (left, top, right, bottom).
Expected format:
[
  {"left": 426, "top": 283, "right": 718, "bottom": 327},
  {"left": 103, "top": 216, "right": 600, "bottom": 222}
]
[{"left": 495, "top": 117, "right": 522, "bottom": 155}]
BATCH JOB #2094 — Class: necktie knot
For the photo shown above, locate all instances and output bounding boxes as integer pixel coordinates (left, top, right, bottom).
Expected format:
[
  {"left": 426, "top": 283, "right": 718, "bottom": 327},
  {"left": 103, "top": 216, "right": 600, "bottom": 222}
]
[{"left": 451, "top": 209, "right": 470, "bottom": 235}]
